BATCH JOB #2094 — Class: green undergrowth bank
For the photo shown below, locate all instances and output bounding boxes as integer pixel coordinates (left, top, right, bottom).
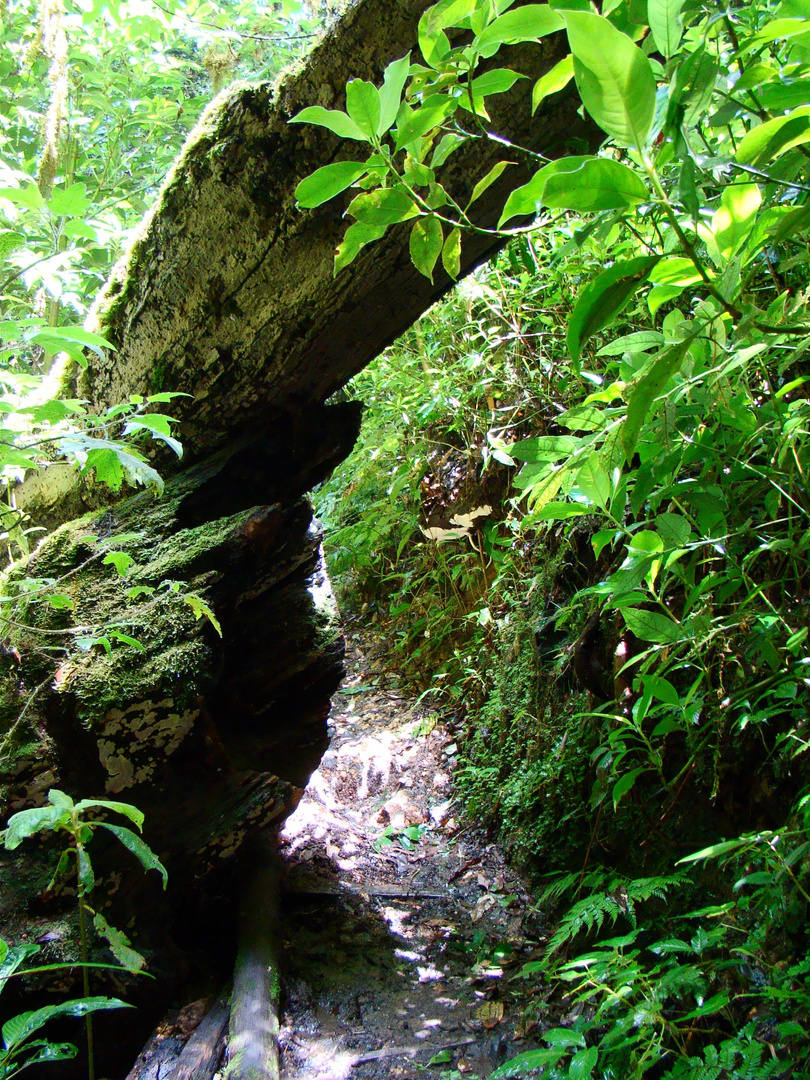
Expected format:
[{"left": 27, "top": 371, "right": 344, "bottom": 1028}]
[{"left": 314, "top": 234, "right": 810, "bottom": 1076}]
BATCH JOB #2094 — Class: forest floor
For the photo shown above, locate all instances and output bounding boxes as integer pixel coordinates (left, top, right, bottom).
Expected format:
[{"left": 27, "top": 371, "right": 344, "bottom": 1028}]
[{"left": 275, "top": 628, "right": 549, "bottom": 1080}]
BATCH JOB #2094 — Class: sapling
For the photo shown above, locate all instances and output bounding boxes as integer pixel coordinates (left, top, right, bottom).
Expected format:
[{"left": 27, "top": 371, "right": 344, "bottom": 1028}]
[{"left": 1, "top": 789, "right": 167, "bottom": 1080}]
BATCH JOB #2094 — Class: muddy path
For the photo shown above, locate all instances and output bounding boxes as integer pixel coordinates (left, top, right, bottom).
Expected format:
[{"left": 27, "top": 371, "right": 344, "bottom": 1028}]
[
  {"left": 128, "top": 632, "right": 549, "bottom": 1080},
  {"left": 275, "top": 631, "right": 547, "bottom": 1080}
]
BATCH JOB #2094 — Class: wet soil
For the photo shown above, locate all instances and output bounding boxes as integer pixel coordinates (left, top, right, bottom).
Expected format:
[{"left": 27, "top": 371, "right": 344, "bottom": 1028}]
[{"left": 276, "top": 631, "right": 548, "bottom": 1080}]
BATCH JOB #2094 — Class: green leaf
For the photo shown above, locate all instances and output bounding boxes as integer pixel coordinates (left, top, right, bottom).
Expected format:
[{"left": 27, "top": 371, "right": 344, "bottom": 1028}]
[
  {"left": 418, "top": 0, "right": 478, "bottom": 66},
  {"left": 647, "top": 0, "right": 684, "bottom": 57},
  {"left": 622, "top": 607, "right": 683, "bottom": 643},
  {"left": 334, "top": 221, "right": 388, "bottom": 274},
  {"left": 394, "top": 97, "right": 454, "bottom": 149},
  {"left": 563, "top": 11, "right": 656, "bottom": 150},
  {"left": 596, "top": 330, "right": 663, "bottom": 356},
  {"left": 542, "top": 158, "right": 648, "bottom": 212},
  {"left": 295, "top": 162, "right": 370, "bottom": 208},
  {"left": 102, "top": 551, "right": 134, "bottom": 577},
  {"left": 469, "top": 68, "right": 526, "bottom": 99},
  {"left": 27, "top": 325, "right": 116, "bottom": 365},
  {"left": 511, "top": 435, "right": 582, "bottom": 462},
  {"left": 467, "top": 160, "right": 513, "bottom": 210},
  {"left": 347, "top": 187, "right": 418, "bottom": 227},
  {"left": 108, "top": 630, "right": 145, "bottom": 650},
  {"left": 442, "top": 226, "right": 462, "bottom": 280},
  {"left": 92, "top": 911, "right": 145, "bottom": 971},
  {"left": 476, "top": 4, "right": 565, "bottom": 49},
  {"left": 82, "top": 448, "right": 124, "bottom": 491},
  {"left": 431, "top": 132, "right": 468, "bottom": 168},
  {"left": 97, "top": 823, "right": 168, "bottom": 888},
  {"left": 378, "top": 53, "right": 411, "bottom": 134},
  {"left": 409, "top": 217, "right": 443, "bottom": 281},
  {"left": 73, "top": 799, "right": 144, "bottom": 829},
  {"left": 3, "top": 805, "right": 65, "bottom": 850},
  {"left": 736, "top": 107, "right": 810, "bottom": 167},
  {"left": 622, "top": 338, "right": 691, "bottom": 458},
  {"left": 183, "top": 593, "right": 223, "bottom": 637},
  {"left": 47, "top": 182, "right": 92, "bottom": 217},
  {"left": 576, "top": 454, "right": 611, "bottom": 510},
  {"left": 677, "top": 838, "right": 749, "bottom": 864},
  {"left": 567, "top": 255, "right": 661, "bottom": 365},
  {"left": 569, "top": 1045, "right": 599, "bottom": 1079},
  {"left": 532, "top": 54, "right": 574, "bottom": 113},
  {"left": 489, "top": 1048, "right": 566, "bottom": 1078},
  {"left": 346, "top": 79, "right": 381, "bottom": 139},
  {"left": 2, "top": 998, "right": 130, "bottom": 1051},
  {"left": 543, "top": 1029, "right": 586, "bottom": 1049},
  {"left": 288, "top": 106, "right": 367, "bottom": 142}
]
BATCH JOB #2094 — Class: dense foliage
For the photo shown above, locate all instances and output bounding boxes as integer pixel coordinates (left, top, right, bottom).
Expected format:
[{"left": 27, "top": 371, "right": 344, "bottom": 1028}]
[{"left": 311, "top": 0, "right": 810, "bottom": 1074}]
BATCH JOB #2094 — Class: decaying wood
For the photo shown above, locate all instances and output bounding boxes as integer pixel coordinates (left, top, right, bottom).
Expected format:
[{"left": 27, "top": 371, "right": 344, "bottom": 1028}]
[
  {"left": 168, "top": 993, "right": 230, "bottom": 1080},
  {"left": 224, "top": 841, "right": 282, "bottom": 1080}
]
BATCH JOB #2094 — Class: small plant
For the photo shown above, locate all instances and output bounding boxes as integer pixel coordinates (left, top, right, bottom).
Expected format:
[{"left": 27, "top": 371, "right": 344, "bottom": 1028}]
[
  {"left": 0, "top": 935, "right": 128, "bottom": 1080},
  {"left": 2, "top": 790, "right": 167, "bottom": 1080},
  {"left": 373, "top": 823, "right": 429, "bottom": 851}
]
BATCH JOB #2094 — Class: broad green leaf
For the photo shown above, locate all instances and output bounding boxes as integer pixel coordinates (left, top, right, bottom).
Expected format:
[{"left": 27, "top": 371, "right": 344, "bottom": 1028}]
[
  {"left": 109, "top": 630, "right": 145, "bottom": 650},
  {"left": 48, "top": 789, "right": 74, "bottom": 812},
  {"left": 378, "top": 53, "right": 411, "bottom": 134},
  {"left": 48, "top": 183, "right": 92, "bottom": 217},
  {"left": 489, "top": 1048, "right": 566, "bottom": 1078},
  {"left": 543, "top": 1029, "right": 586, "bottom": 1049},
  {"left": 97, "top": 823, "right": 168, "bottom": 887},
  {"left": 622, "top": 607, "right": 683, "bottom": 643},
  {"left": 526, "top": 468, "right": 565, "bottom": 510},
  {"left": 27, "top": 325, "right": 116, "bottom": 363},
  {"left": 334, "top": 221, "right": 388, "bottom": 274},
  {"left": 743, "top": 17, "right": 810, "bottom": 50},
  {"left": 0, "top": 184, "right": 46, "bottom": 211},
  {"left": 476, "top": 4, "right": 565, "bottom": 49},
  {"left": 532, "top": 501, "right": 590, "bottom": 520},
  {"left": 649, "top": 257, "right": 703, "bottom": 286},
  {"left": 510, "top": 435, "right": 582, "bottom": 462},
  {"left": 704, "top": 183, "right": 761, "bottom": 260},
  {"left": 288, "top": 106, "right": 367, "bottom": 142},
  {"left": 569, "top": 1045, "right": 599, "bottom": 1079},
  {"left": 469, "top": 68, "right": 526, "bottom": 99},
  {"left": 576, "top": 454, "right": 611, "bottom": 509},
  {"left": 431, "top": 132, "right": 467, "bottom": 168},
  {"left": 2, "top": 998, "right": 130, "bottom": 1050},
  {"left": 622, "top": 338, "right": 690, "bottom": 458},
  {"left": 73, "top": 799, "right": 144, "bottom": 828},
  {"left": 499, "top": 155, "right": 588, "bottom": 225},
  {"left": 102, "top": 551, "right": 134, "bottom": 577},
  {"left": 347, "top": 187, "right": 418, "bottom": 227},
  {"left": 346, "top": 79, "right": 381, "bottom": 139},
  {"left": 532, "top": 54, "right": 574, "bottom": 113},
  {"left": 418, "top": 0, "right": 478, "bottom": 66},
  {"left": 123, "top": 415, "right": 182, "bottom": 458},
  {"left": 3, "top": 805, "right": 64, "bottom": 850},
  {"left": 467, "top": 161, "right": 513, "bottom": 210},
  {"left": 295, "top": 162, "right": 370, "bottom": 208},
  {"left": 442, "top": 226, "right": 461, "bottom": 279},
  {"left": 92, "top": 911, "right": 145, "bottom": 971},
  {"left": 542, "top": 158, "right": 648, "bottom": 212},
  {"left": 567, "top": 255, "right": 661, "bottom": 365},
  {"left": 597, "top": 330, "right": 663, "bottom": 355},
  {"left": 563, "top": 11, "right": 656, "bottom": 150},
  {"left": 647, "top": 0, "right": 684, "bottom": 57},
  {"left": 82, "top": 448, "right": 124, "bottom": 490},
  {"left": 736, "top": 107, "right": 810, "bottom": 167},
  {"left": 409, "top": 217, "right": 443, "bottom": 281},
  {"left": 395, "top": 97, "right": 455, "bottom": 148}
]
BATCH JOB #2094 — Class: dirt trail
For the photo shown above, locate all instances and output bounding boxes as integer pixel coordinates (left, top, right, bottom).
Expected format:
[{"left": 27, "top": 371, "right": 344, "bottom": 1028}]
[{"left": 277, "top": 631, "right": 546, "bottom": 1080}]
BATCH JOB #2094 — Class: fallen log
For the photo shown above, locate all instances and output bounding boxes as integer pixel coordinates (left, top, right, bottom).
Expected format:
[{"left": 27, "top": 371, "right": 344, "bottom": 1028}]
[
  {"left": 169, "top": 993, "right": 230, "bottom": 1080},
  {"left": 224, "top": 840, "right": 282, "bottom": 1080}
]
